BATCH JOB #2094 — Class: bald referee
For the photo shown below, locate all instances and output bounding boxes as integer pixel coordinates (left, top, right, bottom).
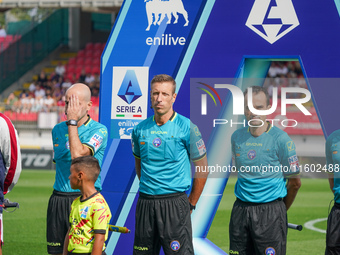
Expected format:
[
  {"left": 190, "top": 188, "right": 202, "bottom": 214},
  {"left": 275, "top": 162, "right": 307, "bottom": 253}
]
[{"left": 229, "top": 86, "right": 301, "bottom": 255}]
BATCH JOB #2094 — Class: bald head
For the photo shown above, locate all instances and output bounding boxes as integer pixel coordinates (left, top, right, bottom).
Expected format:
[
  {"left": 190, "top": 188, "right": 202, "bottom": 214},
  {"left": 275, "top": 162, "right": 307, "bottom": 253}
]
[{"left": 66, "top": 83, "right": 91, "bottom": 102}]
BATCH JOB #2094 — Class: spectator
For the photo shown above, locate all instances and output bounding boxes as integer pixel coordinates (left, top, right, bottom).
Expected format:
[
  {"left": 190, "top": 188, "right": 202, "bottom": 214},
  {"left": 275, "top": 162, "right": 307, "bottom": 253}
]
[
  {"left": 61, "top": 78, "right": 72, "bottom": 93},
  {"left": 84, "top": 73, "right": 95, "bottom": 85},
  {"left": 28, "top": 81, "right": 37, "bottom": 93},
  {"left": 31, "top": 95, "right": 44, "bottom": 112},
  {"left": 78, "top": 69, "right": 86, "bottom": 83},
  {"left": 55, "top": 62, "right": 66, "bottom": 77},
  {"left": 6, "top": 93, "right": 19, "bottom": 112},
  {"left": 37, "top": 71, "right": 48, "bottom": 88},
  {"left": 35, "top": 84, "right": 46, "bottom": 98},
  {"left": 43, "top": 93, "right": 56, "bottom": 112},
  {"left": 0, "top": 25, "right": 6, "bottom": 37}
]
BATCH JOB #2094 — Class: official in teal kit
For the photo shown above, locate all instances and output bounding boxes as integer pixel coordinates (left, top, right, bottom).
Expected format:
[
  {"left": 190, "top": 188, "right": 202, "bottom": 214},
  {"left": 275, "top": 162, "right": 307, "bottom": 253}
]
[
  {"left": 325, "top": 129, "right": 340, "bottom": 254},
  {"left": 229, "top": 86, "right": 301, "bottom": 255},
  {"left": 46, "top": 83, "right": 108, "bottom": 255},
  {"left": 132, "top": 74, "right": 208, "bottom": 255}
]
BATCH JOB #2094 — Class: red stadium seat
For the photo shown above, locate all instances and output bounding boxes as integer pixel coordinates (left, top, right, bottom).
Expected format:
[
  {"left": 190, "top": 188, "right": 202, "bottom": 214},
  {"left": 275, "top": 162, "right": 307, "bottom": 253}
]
[
  {"left": 4, "top": 35, "right": 13, "bottom": 42},
  {"left": 94, "top": 43, "right": 102, "bottom": 50},
  {"left": 84, "top": 58, "right": 92, "bottom": 66},
  {"left": 77, "top": 50, "right": 85, "bottom": 58},
  {"left": 93, "top": 50, "right": 102, "bottom": 58},
  {"left": 76, "top": 57, "right": 84, "bottom": 65},
  {"left": 85, "top": 66, "right": 92, "bottom": 74},
  {"left": 68, "top": 57, "right": 76, "bottom": 65},
  {"left": 92, "top": 58, "right": 100, "bottom": 66},
  {"left": 66, "top": 65, "right": 75, "bottom": 74},
  {"left": 85, "top": 50, "right": 93, "bottom": 58},
  {"left": 85, "top": 42, "right": 94, "bottom": 51},
  {"left": 92, "top": 66, "right": 100, "bottom": 75}
]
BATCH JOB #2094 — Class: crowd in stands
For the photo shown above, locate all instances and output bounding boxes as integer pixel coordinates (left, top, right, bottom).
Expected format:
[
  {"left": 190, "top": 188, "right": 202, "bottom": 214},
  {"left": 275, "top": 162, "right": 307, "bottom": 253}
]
[
  {"left": 264, "top": 61, "right": 308, "bottom": 99},
  {"left": 6, "top": 68, "right": 100, "bottom": 114},
  {"left": 5, "top": 42, "right": 104, "bottom": 119}
]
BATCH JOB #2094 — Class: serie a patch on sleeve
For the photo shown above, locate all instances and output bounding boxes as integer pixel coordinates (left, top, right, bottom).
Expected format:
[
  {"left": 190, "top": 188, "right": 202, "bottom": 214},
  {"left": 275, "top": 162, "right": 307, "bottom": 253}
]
[
  {"left": 288, "top": 154, "right": 299, "bottom": 172},
  {"left": 196, "top": 139, "right": 206, "bottom": 156},
  {"left": 89, "top": 134, "right": 104, "bottom": 151}
]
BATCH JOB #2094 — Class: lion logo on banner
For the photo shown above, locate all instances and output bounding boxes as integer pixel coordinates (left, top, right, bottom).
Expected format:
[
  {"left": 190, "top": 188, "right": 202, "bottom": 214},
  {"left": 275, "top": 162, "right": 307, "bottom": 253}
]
[{"left": 145, "top": 0, "right": 189, "bottom": 31}]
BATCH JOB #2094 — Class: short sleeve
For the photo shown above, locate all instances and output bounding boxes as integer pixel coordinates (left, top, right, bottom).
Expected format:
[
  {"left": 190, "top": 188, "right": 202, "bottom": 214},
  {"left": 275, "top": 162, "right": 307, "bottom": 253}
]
[
  {"left": 189, "top": 122, "right": 206, "bottom": 161},
  {"left": 131, "top": 127, "right": 140, "bottom": 159},
  {"left": 278, "top": 133, "right": 300, "bottom": 177},
  {"left": 92, "top": 201, "right": 111, "bottom": 234},
  {"left": 83, "top": 126, "right": 108, "bottom": 156}
]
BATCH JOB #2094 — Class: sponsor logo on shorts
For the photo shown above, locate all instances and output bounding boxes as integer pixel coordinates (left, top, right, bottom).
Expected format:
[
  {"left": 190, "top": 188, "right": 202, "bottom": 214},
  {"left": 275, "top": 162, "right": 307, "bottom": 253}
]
[
  {"left": 247, "top": 150, "right": 256, "bottom": 160},
  {"left": 153, "top": 138, "right": 162, "bottom": 147},
  {"left": 265, "top": 247, "right": 276, "bottom": 255},
  {"left": 170, "top": 240, "right": 180, "bottom": 251},
  {"left": 134, "top": 245, "right": 149, "bottom": 251},
  {"left": 66, "top": 141, "right": 70, "bottom": 150},
  {"left": 229, "top": 250, "right": 239, "bottom": 255}
]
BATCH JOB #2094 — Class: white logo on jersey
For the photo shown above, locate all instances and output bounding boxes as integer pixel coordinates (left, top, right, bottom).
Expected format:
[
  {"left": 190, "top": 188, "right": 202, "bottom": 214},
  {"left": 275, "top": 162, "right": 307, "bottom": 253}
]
[
  {"left": 145, "top": 0, "right": 189, "bottom": 31},
  {"left": 246, "top": 0, "right": 299, "bottom": 44}
]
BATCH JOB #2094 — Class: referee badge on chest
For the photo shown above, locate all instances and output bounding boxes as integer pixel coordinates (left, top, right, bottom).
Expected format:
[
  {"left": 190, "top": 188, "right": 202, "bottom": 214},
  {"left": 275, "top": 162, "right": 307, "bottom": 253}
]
[
  {"left": 247, "top": 150, "right": 256, "bottom": 160},
  {"left": 152, "top": 138, "right": 162, "bottom": 148}
]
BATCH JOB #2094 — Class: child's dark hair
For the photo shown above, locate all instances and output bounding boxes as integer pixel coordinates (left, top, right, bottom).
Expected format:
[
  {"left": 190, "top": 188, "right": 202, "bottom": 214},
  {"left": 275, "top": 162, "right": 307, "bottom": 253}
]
[{"left": 71, "top": 156, "right": 100, "bottom": 182}]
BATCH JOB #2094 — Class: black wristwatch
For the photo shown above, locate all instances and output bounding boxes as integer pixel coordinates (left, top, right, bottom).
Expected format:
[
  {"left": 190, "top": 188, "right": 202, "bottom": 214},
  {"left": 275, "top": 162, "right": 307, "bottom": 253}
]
[
  {"left": 66, "top": 119, "right": 78, "bottom": 126},
  {"left": 189, "top": 203, "right": 196, "bottom": 210}
]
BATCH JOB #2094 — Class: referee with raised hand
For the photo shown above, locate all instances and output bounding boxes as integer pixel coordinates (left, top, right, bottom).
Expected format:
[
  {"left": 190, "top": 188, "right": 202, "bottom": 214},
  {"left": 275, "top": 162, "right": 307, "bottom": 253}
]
[{"left": 229, "top": 86, "right": 301, "bottom": 255}]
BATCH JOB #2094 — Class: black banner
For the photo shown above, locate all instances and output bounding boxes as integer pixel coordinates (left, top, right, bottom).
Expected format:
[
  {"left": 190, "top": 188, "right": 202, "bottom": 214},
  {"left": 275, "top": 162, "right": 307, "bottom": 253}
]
[{"left": 21, "top": 149, "right": 55, "bottom": 170}]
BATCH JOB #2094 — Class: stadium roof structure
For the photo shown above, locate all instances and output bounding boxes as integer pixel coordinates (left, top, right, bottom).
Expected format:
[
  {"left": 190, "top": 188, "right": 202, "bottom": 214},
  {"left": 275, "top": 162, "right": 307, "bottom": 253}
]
[{"left": 0, "top": 0, "right": 123, "bottom": 11}]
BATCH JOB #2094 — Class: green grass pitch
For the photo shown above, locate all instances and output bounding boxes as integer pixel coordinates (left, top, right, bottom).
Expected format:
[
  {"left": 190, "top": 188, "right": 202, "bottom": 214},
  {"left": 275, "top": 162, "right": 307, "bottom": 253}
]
[{"left": 2, "top": 170, "right": 333, "bottom": 254}]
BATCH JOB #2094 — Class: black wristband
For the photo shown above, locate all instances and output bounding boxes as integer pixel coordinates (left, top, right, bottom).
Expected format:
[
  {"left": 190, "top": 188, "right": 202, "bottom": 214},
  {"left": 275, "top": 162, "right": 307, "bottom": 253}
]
[
  {"left": 189, "top": 203, "right": 196, "bottom": 210},
  {"left": 66, "top": 119, "right": 78, "bottom": 126}
]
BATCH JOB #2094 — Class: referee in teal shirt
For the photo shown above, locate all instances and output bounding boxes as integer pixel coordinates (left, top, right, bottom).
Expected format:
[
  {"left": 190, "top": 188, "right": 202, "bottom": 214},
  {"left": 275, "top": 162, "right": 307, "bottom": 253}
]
[
  {"left": 132, "top": 74, "right": 208, "bottom": 255},
  {"left": 325, "top": 129, "right": 340, "bottom": 254},
  {"left": 229, "top": 86, "right": 301, "bottom": 255}
]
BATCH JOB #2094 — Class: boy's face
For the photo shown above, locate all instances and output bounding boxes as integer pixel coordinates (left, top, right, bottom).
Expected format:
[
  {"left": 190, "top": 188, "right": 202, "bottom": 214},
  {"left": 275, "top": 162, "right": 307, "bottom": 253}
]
[{"left": 69, "top": 165, "right": 80, "bottom": 190}]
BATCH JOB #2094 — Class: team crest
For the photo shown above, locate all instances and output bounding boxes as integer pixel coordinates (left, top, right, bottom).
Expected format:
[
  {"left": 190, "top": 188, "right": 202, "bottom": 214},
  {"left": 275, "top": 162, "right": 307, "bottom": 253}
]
[
  {"left": 247, "top": 150, "right": 256, "bottom": 160},
  {"left": 153, "top": 138, "right": 162, "bottom": 147},
  {"left": 170, "top": 240, "right": 180, "bottom": 251},
  {"left": 265, "top": 247, "right": 276, "bottom": 255}
]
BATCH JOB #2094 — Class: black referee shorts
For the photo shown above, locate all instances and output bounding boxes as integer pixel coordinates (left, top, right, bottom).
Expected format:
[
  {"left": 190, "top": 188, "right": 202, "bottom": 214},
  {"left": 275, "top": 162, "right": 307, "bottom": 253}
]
[
  {"left": 229, "top": 198, "right": 287, "bottom": 255},
  {"left": 326, "top": 202, "right": 340, "bottom": 255},
  {"left": 134, "top": 192, "right": 194, "bottom": 255},
  {"left": 46, "top": 190, "right": 81, "bottom": 254}
]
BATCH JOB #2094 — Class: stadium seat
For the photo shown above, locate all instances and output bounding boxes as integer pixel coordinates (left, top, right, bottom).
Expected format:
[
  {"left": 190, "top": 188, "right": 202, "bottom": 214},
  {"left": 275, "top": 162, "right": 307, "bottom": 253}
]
[
  {"left": 77, "top": 50, "right": 85, "bottom": 58},
  {"left": 85, "top": 42, "right": 94, "bottom": 51},
  {"left": 85, "top": 50, "right": 93, "bottom": 58},
  {"left": 66, "top": 65, "right": 75, "bottom": 74},
  {"left": 93, "top": 50, "right": 102, "bottom": 58},
  {"left": 84, "top": 58, "right": 92, "bottom": 66},
  {"left": 76, "top": 57, "right": 84, "bottom": 65},
  {"left": 85, "top": 66, "right": 92, "bottom": 74},
  {"left": 92, "top": 66, "right": 100, "bottom": 75},
  {"left": 94, "top": 43, "right": 102, "bottom": 50},
  {"left": 68, "top": 57, "right": 76, "bottom": 65}
]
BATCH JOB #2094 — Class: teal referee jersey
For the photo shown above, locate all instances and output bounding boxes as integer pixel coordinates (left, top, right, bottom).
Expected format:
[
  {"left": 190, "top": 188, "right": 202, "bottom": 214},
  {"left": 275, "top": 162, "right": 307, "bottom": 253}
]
[
  {"left": 52, "top": 116, "right": 108, "bottom": 192},
  {"left": 231, "top": 124, "right": 299, "bottom": 203},
  {"left": 326, "top": 129, "right": 340, "bottom": 204},
  {"left": 132, "top": 112, "right": 206, "bottom": 195}
]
